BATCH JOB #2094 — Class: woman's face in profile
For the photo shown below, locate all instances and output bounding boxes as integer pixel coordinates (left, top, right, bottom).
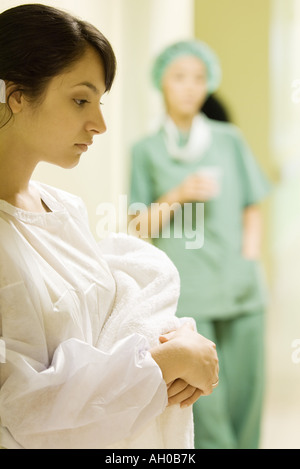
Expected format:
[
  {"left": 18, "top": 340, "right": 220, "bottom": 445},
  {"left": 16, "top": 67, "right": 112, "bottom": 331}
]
[
  {"left": 162, "top": 56, "right": 208, "bottom": 119},
  {"left": 8, "top": 46, "right": 107, "bottom": 170}
]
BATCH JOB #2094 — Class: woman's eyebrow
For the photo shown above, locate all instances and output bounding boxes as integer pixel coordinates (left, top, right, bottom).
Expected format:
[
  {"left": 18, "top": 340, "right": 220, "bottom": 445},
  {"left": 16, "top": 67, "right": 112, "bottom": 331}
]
[{"left": 73, "top": 82, "right": 100, "bottom": 94}]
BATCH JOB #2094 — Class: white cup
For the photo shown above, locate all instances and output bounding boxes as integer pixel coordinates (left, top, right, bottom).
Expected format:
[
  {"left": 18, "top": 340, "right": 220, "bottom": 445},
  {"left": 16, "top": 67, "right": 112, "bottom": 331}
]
[{"left": 195, "top": 166, "right": 222, "bottom": 198}]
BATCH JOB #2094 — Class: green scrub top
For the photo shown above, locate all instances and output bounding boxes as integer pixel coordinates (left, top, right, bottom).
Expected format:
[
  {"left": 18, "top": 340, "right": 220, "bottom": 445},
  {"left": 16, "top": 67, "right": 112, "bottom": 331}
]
[{"left": 130, "top": 118, "right": 271, "bottom": 320}]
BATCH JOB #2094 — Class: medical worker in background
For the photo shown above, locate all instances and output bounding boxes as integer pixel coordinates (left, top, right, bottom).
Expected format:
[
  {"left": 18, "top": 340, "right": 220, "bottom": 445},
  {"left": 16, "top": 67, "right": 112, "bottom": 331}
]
[{"left": 130, "top": 40, "right": 271, "bottom": 449}]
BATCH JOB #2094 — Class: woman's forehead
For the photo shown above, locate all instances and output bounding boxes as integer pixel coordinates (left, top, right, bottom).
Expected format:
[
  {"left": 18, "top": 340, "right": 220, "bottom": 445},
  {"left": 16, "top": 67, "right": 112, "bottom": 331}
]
[
  {"left": 51, "top": 47, "right": 106, "bottom": 94},
  {"left": 165, "top": 55, "right": 206, "bottom": 74}
]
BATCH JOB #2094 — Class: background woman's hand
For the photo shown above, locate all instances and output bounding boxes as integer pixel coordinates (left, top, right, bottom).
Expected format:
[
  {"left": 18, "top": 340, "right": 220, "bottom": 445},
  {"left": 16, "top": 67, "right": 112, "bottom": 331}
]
[{"left": 176, "top": 173, "right": 219, "bottom": 203}]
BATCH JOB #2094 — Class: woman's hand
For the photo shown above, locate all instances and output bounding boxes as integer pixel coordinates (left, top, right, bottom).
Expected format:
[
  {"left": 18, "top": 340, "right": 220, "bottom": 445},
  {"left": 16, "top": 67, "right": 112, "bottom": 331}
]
[
  {"left": 167, "top": 378, "right": 203, "bottom": 408},
  {"left": 151, "top": 323, "right": 219, "bottom": 403},
  {"left": 128, "top": 172, "right": 219, "bottom": 239},
  {"left": 176, "top": 173, "right": 219, "bottom": 203}
]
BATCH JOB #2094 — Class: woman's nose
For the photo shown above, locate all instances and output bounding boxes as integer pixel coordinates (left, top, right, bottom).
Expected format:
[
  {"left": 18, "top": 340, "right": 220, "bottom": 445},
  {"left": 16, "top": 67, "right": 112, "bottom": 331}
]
[{"left": 87, "top": 108, "right": 107, "bottom": 135}]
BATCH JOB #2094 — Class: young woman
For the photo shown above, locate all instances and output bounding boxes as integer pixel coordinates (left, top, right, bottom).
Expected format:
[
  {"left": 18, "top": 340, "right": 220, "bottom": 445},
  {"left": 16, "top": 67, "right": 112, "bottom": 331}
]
[
  {"left": 0, "top": 5, "right": 218, "bottom": 449},
  {"left": 130, "top": 40, "right": 271, "bottom": 449}
]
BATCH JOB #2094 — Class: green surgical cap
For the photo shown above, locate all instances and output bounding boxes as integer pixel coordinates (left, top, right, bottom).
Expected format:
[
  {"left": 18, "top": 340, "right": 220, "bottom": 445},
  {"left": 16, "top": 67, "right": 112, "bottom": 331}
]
[{"left": 151, "top": 40, "right": 222, "bottom": 94}]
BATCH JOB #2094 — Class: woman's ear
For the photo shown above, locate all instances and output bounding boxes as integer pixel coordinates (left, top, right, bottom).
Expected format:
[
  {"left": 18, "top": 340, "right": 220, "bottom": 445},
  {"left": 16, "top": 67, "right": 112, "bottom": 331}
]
[{"left": 6, "top": 83, "right": 25, "bottom": 114}]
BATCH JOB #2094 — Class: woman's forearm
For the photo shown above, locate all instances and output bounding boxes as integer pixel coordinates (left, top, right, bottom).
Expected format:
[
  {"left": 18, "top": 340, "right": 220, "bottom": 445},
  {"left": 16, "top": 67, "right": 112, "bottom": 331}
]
[
  {"left": 242, "top": 205, "right": 263, "bottom": 259},
  {"left": 129, "top": 173, "right": 219, "bottom": 239},
  {"left": 128, "top": 186, "right": 181, "bottom": 238}
]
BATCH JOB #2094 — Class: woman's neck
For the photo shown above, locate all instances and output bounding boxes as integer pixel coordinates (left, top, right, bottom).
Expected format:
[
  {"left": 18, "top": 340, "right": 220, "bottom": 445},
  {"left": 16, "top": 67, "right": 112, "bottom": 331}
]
[
  {"left": 0, "top": 138, "right": 44, "bottom": 211},
  {"left": 167, "top": 112, "right": 195, "bottom": 132},
  {"left": 0, "top": 171, "right": 48, "bottom": 213}
]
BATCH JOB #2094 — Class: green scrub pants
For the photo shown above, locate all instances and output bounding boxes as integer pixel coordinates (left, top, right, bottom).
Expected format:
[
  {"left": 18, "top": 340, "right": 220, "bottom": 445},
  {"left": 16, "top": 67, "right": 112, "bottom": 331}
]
[{"left": 193, "top": 310, "right": 265, "bottom": 449}]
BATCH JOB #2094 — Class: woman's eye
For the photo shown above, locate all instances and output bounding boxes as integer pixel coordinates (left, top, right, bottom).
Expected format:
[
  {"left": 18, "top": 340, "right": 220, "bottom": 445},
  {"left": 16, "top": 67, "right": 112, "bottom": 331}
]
[{"left": 74, "top": 99, "right": 89, "bottom": 106}]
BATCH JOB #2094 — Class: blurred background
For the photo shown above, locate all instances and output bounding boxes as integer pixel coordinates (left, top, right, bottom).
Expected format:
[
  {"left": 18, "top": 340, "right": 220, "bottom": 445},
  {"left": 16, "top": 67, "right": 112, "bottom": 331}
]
[{"left": 1, "top": 0, "right": 300, "bottom": 448}]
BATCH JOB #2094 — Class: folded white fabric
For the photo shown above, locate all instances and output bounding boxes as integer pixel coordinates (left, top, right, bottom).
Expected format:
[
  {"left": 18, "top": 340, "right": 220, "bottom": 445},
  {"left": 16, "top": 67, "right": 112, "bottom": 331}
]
[{"left": 98, "top": 233, "right": 194, "bottom": 449}]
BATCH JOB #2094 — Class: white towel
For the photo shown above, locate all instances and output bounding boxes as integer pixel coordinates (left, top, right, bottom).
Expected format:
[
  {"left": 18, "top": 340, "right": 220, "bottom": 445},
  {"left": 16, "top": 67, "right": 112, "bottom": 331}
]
[{"left": 97, "top": 233, "right": 194, "bottom": 449}]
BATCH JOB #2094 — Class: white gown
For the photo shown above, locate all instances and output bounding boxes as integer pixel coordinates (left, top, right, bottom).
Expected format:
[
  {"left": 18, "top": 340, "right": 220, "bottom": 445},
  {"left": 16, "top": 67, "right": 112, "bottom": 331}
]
[{"left": 0, "top": 182, "right": 169, "bottom": 449}]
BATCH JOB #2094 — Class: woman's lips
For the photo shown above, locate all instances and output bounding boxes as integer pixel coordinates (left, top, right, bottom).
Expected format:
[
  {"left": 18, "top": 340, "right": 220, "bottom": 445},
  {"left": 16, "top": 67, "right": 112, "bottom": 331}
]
[{"left": 75, "top": 144, "right": 89, "bottom": 152}]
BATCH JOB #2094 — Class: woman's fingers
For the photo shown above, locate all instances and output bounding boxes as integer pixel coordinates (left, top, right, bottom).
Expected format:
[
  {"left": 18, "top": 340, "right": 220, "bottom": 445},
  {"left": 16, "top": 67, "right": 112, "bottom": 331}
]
[
  {"left": 159, "top": 321, "right": 194, "bottom": 343},
  {"left": 167, "top": 378, "right": 189, "bottom": 397},
  {"left": 179, "top": 388, "right": 203, "bottom": 408},
  {"left": 167, "top": 379, "right": 201, "bottom": 407}
]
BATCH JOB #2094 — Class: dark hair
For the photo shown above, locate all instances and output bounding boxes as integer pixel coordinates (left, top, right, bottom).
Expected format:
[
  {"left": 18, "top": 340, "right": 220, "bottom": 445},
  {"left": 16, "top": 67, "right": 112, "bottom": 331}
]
[
  {"left": 201, "top": 94, "right": 231, "bottom": 123},
  {"left": 0, "top": 3, "right": 117, "bottom": 126}
]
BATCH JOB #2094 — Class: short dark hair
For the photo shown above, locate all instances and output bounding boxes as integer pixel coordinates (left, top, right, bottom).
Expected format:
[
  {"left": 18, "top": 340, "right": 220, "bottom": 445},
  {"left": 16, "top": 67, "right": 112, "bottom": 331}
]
[{"left": 0, "top": 3, "right": 117, "bottom": 125}]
